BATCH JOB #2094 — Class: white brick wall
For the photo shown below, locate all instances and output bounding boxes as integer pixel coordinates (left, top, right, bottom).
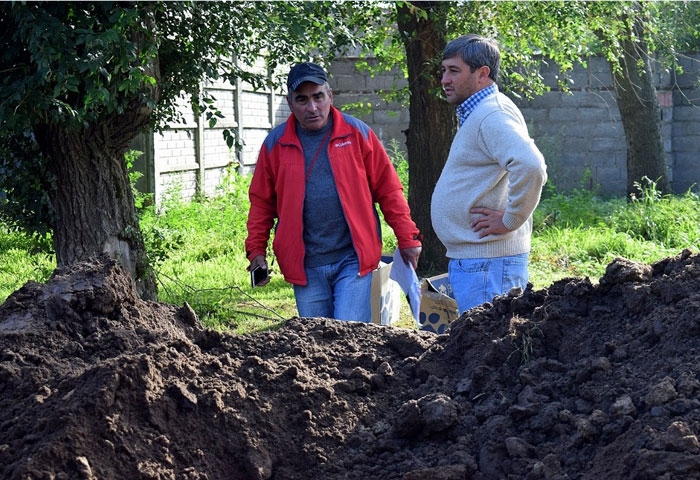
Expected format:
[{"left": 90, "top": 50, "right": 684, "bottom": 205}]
[{"left": 138, "top": 75, "right": 290, "bottom": 206}]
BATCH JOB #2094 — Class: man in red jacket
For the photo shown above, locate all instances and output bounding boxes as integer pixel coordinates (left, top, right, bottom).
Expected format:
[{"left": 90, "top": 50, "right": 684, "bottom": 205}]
[{"left": 245, "top": 62, "right": 422, "bottom": 322}]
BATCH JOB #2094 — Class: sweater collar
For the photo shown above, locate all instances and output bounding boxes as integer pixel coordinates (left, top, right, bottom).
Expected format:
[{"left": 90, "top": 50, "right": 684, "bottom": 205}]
[{"left": 456, "top": 84, "right": 498, "bottom": 127}]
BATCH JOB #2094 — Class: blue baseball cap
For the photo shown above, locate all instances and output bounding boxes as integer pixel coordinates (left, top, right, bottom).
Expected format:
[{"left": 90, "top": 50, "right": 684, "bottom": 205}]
[{"left": 287, "top": 62, "right": 328, "bottom": 92}]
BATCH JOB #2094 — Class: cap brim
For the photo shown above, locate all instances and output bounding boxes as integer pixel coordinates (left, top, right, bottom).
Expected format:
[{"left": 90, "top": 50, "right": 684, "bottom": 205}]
[{"left": 289, "top": 76, "right": 326, "bottom": 92}]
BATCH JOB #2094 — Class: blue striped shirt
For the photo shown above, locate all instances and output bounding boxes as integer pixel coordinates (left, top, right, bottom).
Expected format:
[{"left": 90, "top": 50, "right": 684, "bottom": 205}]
[{"left": 456, "top": 84, "right": 498, "bottom": 127}]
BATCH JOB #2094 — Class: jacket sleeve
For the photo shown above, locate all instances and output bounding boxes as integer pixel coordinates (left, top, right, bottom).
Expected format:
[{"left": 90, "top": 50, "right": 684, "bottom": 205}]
[
  {"left": 245, "top": 144, "right": 277, "bottom": 261},
  {"left": 364, "top": 129, "right": 422, "bottom": 249}
]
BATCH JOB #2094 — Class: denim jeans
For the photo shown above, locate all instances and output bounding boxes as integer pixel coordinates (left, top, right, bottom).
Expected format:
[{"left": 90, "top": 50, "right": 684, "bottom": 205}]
[
  {"left": 293, "top": 252, "right": 372, "bottom": 322},
  {"left": 448, "top": 253, "right": 529, "bottom": 313}
]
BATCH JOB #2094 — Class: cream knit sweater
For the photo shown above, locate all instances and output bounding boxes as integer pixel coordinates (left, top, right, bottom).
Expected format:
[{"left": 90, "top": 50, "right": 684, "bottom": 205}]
[{"left": 431, "top": 93, "right": 547, "bottom": 259}]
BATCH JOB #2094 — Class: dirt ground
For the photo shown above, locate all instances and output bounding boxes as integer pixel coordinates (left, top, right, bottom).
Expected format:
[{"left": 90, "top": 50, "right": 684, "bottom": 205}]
[{"left": 2, "top": 250, "right": 700, "bottom": 480}]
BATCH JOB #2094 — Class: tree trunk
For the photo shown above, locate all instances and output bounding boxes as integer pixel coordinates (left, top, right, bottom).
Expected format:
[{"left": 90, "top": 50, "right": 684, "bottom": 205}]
[
  {"left": 396, "top": 1, "right": 455, "bottom": 275},
  {"left": 34, "top": 114, "right": 158, "bottom": 301},
  {"left": 612, "top": 6, "right": 670, "bottom": 198}
]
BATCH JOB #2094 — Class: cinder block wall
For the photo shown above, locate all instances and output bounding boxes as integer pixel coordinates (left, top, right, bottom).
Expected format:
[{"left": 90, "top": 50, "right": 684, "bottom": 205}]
[
  {"left": 671, "top": 54, "right": 700, "bottom": 194},
  {"left": 135, "top": 54, "right": 699, "bottom": 205},
  {"left": 329, "top": 54, "right": 700, "bottom": 197},
  {"left": 329, "top": 58, "right": 410, "bottom": 158}
]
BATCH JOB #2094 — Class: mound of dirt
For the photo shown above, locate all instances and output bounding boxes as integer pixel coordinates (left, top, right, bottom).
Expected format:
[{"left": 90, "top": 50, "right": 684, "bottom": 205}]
[{"left": 2, "top": 251, "right": 700, "bottom": 480}]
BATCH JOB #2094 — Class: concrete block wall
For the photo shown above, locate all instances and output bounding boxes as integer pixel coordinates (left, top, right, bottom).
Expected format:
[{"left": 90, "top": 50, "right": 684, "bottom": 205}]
[
  {"left": 515, "top": 58, "right": 630, "bottom": 195},
  {"left": 328, "top": 54, "right": 700, "bottom": 197},
  {"left": 671, "top": 55, "right": 700, "bottom": 193},
  {"left": 136, "top": 53, "right": 698, "bottom": 204},
  {"left": 329, "top": 58, "right": 410, "bottom": 155},
  {"left": 512, "top": 56, "right": 695, "bottom": 196}
]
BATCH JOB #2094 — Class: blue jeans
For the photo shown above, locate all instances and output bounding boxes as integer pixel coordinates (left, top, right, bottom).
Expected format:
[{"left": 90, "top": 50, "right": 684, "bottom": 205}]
[
  {"left": 448, "top": 253, "right": 529, "bottom": 313},
  {"left": 293, "top": 252, "right": 372, "bottom": 322}
]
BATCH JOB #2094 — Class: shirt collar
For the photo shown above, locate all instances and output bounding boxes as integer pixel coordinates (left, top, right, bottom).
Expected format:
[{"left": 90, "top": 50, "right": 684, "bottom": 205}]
[{"left": 456, "top": 84, "right": 498, "bottom": 127}]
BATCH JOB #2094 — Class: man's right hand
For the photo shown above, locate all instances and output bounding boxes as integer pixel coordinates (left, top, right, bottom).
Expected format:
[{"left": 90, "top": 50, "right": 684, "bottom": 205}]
[{"left": 248, "top": 255, "right": 270, "bottom": 287}]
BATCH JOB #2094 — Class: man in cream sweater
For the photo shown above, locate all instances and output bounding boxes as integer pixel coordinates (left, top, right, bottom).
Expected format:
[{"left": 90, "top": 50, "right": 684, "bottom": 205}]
[{"left": 431, "top": 34, "right": 547, "bottom": 313}]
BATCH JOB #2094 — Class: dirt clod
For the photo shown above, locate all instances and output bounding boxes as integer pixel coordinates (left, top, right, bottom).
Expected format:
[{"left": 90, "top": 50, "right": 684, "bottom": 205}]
[{"left": 2, "top": 250, "right": 700, "bottom": 479}]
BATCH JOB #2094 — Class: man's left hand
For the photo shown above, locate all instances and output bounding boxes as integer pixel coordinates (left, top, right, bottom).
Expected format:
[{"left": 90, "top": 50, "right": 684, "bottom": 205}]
[
  {"left": 399, "top": 246, "right": 421, "bottom": 271},
  {"left": 470, "top": 207, "right": 510, "bottom": 237}
]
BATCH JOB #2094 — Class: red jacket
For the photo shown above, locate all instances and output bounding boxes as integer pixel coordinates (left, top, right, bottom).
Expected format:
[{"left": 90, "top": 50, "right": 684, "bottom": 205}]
[{"left": 245, "top": 106, "right": 421, "bottom": 285}]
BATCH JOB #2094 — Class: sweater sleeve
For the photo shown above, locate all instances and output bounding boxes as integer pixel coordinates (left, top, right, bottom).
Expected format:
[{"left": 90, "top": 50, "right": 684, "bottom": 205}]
[{"left": 478, "top": 108, "right": 547, "bottom": 231}]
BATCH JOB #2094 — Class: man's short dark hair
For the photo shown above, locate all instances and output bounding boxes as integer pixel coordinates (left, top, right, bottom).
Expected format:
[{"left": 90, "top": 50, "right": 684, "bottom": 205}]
[{"left": 443, "top": 34, "right": 500, "bottom": 82}]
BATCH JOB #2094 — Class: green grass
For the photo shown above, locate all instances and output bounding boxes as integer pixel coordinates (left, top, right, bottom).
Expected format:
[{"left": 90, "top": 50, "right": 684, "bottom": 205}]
[
  {"left": 0, "top": 228, "right": 55, "bottom": 295},
  {"left": 530, "top": 177, "right": 699, "bottom": 285},
  {"left": 1, "top": 172, "right": 698, "bottom": 334}
]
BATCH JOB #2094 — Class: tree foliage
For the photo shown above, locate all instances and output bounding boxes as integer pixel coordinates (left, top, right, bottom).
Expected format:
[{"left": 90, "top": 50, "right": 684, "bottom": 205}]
[
  {"left": 358, "top": 1, "right": 698, "bottom": 101},
  {"left": 1, "top": 1, "right": 698, "bottom": 291},
  {"left": 0, "top": 1, "right": 382, "bottom": 232},
  {"left": 0, "top": 1, "right": 380, "bottom": 298},
  {"left": 337, "top": 0, "right": 698, "bottom": 268},
  {"left": 362, "top": 2, "right": 699, "bottom": 196}
]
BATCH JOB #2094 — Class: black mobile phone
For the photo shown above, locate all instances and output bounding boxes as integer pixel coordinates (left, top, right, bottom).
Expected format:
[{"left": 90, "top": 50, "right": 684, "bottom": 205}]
[{"left": 250, "top": 266, "right": 268, "bottom": 287}]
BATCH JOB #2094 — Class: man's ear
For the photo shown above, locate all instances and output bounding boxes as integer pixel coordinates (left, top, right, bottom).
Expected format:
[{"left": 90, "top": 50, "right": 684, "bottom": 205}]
[{"left": 479, "top": 65, "right": 491, "bottom": 81}]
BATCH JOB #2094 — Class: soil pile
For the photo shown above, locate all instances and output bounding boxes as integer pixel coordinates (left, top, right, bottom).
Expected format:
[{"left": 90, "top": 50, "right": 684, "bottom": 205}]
[{"left": 2, "top": 251, "right": 700, "bottom": 480}]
